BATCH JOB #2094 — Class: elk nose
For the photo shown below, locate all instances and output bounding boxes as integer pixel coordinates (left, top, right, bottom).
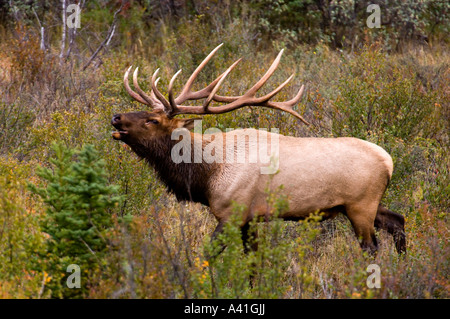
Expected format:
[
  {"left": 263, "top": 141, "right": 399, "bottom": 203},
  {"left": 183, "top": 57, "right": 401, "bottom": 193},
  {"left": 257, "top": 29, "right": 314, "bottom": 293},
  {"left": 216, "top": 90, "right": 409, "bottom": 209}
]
[{"left": 111, "top": 114, "right": 121, "bottom": 125}]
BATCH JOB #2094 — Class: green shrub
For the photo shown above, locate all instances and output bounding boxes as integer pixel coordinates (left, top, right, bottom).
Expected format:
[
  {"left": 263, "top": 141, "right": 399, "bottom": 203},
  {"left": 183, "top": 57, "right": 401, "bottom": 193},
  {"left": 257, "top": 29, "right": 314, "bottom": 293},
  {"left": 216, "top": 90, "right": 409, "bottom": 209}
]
[
  {"left": 331, "top": 47, "right": 440, "bottom": 142},
  {"left": 192, "top": 187, "right": 320, "bottom": 298},
  {"left": 28, "top": 142, "right": 122, "bottom": 298},
  {"left": 0, "top": 158, "right": 46, "bottom": 298}
]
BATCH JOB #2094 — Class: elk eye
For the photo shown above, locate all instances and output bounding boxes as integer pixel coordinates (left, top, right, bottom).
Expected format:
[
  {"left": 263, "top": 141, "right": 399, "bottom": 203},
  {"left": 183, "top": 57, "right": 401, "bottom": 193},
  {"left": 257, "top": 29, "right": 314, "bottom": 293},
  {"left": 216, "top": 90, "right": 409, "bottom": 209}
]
[{"left": 146, "top": 119, "right": 159, "bottom": 125}]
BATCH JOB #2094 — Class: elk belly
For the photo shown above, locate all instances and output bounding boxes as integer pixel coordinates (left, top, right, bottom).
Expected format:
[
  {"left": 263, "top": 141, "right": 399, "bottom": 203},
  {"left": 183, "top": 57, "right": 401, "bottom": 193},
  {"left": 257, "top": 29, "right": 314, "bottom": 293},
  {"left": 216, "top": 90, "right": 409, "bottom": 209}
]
[{"left": 271, "top": 136, "right": 392, "bottom": 215}]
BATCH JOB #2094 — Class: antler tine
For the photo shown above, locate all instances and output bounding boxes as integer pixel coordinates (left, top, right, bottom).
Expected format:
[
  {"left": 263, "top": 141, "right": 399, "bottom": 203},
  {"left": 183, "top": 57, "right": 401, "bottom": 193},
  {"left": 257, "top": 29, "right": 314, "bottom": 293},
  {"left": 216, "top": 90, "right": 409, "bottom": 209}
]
[
  {"left": 194, "top": 52, "right": 283, "bottom": 105},
  {"left": 202, "top": 59, "right": 238, "bottom": 111},
  {"left": 245, "top": 49, "right": 284, "bottom": 98},
  {"left": 171, "top": 49, "right": 309, "bottom": 125},
  {"left": 195, "top": 49, "right": 288, "bottom": 107},
  {"left": 184, "top": 57, "right": 243, "bottom": 104},
  {"left": 124, "top": 45, "right": 309, "bottom": 124},
  {"left": 175, "top": 43, "right": 224, "bottom": 104},
  {"left": 168, "top": 69, "right": 182, "bottom": 113},
  {"left": 267, "top": 84, "right": 310, "bottom": 125},
  {"left": 131, "top": 67, "right": 165, "bottom": 110},
  {"left": 197, "top": 49, "right": 292, "bottom": 108},
  {"left": 254, "top": 72, "right": 295, "bottom": 104},
  {"left": 124, "top": 66, "right": 149, "bottom": 105},
  {"left": 151, "top": 68, "right": 173, "bottom": 114}
]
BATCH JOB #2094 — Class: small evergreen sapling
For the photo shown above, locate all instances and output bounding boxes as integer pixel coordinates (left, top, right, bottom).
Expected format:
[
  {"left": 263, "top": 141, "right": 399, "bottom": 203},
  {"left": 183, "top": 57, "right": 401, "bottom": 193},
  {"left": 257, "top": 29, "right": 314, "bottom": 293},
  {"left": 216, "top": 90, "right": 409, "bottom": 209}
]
[{"left": 29, "top": 143, "right": 122, "bottom": 297}]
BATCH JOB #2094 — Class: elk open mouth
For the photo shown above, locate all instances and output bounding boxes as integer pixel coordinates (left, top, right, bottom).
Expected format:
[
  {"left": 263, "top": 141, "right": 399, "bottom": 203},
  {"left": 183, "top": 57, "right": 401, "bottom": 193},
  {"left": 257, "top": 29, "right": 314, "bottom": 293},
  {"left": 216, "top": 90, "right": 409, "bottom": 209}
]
[{"left": 112, "top": 130, "right": 128, "bottom": 140}]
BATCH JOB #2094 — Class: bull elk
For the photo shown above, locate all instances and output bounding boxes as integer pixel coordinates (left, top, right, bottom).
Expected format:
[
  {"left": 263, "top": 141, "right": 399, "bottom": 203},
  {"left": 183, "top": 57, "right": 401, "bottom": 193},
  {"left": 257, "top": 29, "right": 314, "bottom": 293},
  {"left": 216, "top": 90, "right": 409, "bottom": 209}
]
[{"left": 111, "top": 43, "right": 406, "bottom": 255}]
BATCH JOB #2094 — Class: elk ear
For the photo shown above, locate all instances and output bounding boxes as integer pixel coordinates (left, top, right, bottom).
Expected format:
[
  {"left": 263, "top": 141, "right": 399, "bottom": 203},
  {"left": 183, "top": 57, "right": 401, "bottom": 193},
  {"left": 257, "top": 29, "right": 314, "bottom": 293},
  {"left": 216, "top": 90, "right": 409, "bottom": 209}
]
[{"left": 177, "top": 118, "right": 202, "bottom": 130}]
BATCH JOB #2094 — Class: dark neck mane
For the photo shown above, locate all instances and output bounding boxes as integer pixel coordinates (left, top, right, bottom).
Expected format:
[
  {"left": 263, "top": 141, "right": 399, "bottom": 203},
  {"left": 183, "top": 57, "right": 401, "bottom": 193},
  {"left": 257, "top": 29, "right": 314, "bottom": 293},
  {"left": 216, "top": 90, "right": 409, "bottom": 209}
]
[{"left": 129, "top": 134, "right": 215, "bottom": 206}]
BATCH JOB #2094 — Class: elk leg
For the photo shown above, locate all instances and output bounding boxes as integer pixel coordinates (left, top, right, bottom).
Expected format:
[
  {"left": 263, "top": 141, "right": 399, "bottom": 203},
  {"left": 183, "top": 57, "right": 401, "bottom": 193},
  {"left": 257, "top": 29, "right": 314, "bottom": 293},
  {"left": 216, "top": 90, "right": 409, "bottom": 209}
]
[
  {"left": 206, "top": 221, "right": 226, "bottom": 260},
  {"left": 240, "top": 221, "right": 259, "bottom": 287},
  {"left": 375, "top": 205, "right": 406, "bottom": 254},
  {"left": 318, "top": 205, "right": 344, "bottom": 236},
  {"left": 241, "top": 222, "right": 258, "bottom": 254},
  {"left": 207, "top": 219, "right": 260, "bottom": 259},
  {"left": 346, "top": 204, "right": 378, "bottom": 255}
]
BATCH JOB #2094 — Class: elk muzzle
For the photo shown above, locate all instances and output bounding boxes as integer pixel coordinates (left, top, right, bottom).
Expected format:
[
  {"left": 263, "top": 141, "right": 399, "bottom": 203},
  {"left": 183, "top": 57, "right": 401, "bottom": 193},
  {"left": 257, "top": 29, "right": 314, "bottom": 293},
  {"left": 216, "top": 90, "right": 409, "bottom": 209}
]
[{"left": 111, "top": 114, "right": 128, "bottom": 140}]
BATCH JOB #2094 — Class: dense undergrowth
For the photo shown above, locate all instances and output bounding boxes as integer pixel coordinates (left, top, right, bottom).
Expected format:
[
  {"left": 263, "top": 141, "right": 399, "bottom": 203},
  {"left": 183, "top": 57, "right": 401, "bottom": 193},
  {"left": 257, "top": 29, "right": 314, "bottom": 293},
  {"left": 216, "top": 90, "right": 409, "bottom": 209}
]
[{"left": 0, "top": 1, "right": 448, "bottom": 298}]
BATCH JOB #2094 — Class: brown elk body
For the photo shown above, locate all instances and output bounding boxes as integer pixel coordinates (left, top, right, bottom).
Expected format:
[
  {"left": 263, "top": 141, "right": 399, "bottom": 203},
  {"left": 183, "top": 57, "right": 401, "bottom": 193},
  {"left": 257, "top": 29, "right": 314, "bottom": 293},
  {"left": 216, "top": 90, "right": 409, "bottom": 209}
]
[{"left": 111, "top": 44, "right": 406, "bottom": 255}]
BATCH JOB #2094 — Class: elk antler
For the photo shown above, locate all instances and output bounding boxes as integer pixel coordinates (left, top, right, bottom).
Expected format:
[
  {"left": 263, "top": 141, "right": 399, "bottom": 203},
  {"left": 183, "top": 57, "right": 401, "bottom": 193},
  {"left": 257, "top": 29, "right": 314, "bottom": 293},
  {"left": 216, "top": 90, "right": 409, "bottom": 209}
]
[{"left": 123, "top": 43, "right": 309, "bottom": 125}]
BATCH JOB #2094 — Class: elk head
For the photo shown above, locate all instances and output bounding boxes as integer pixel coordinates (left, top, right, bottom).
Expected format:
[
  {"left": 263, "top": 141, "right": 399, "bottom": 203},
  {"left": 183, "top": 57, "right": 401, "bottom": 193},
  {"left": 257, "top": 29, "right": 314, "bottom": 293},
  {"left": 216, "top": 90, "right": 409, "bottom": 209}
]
[
  {"left": 111, "top": 43, "right": 309, "bottom": 147},
  {"left": 111, "top": 110, "right": 197, "bottom": 143}
]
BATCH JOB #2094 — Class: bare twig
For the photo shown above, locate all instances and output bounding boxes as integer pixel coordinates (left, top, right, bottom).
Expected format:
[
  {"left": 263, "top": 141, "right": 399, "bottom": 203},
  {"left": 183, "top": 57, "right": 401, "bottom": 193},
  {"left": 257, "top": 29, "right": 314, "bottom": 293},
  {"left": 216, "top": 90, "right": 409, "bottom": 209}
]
[
  {"left": 152, "top": 206, "right": 190, "bottom": 298},
  {"left": 79, "top": 237, "right": 97, "bottom": 256},
  {"left": 37, "top": 272, "right": 47, "bottom": 299},
  {"left": 82, "top": 3, "right": 123, "bottom": 71},
  {"left": 65, "top": 24, "right": 77, "bottom": 60},
  {"left": 32, "top": 7, "right": 45, "bottom": 50},
  {"left": 178, "top": 205, "right": 193, "bottom": 268}
]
